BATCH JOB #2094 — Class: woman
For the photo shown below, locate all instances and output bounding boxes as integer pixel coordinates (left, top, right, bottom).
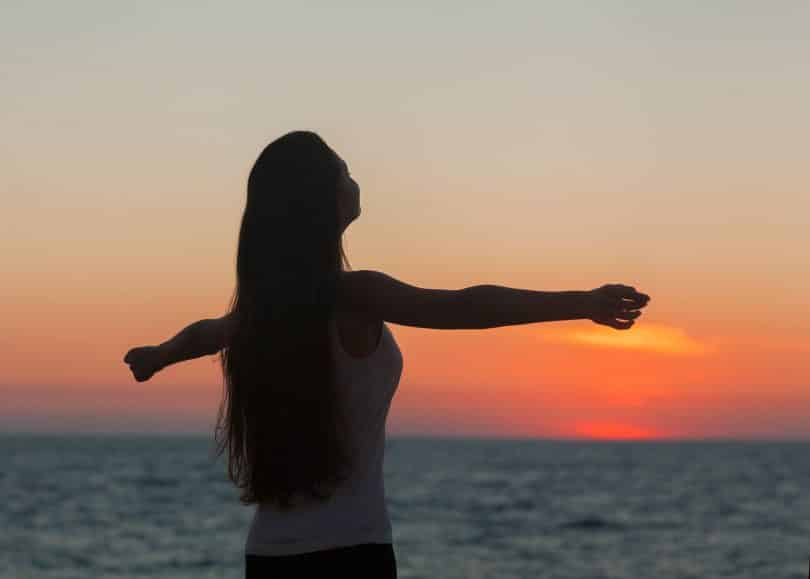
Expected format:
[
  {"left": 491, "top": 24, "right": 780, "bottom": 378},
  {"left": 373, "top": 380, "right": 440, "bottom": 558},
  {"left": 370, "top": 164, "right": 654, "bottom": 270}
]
[{"left": 124, "top": 130, "right": 650, "bottom": 578}]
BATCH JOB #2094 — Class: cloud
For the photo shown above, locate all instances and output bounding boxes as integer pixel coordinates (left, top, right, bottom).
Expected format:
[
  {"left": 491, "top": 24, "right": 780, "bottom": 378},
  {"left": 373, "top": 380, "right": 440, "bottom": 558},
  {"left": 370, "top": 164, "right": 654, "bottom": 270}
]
[{"left": 544, "top": 323, "right": 711, "bottom": 355}]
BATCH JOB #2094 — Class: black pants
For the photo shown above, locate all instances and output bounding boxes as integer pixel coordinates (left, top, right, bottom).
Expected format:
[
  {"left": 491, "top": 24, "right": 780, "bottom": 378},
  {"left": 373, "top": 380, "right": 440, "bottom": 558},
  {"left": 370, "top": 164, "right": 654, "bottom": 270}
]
[{"left": 245, "top": 542, "right": 397, "bottom": 578}]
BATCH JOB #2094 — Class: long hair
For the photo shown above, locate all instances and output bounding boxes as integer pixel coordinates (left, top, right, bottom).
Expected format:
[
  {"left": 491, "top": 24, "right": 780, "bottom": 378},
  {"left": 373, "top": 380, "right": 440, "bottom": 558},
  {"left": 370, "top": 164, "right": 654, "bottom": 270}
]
[{"left": 213, "top": 130, "right": 355, "bottom": 510}]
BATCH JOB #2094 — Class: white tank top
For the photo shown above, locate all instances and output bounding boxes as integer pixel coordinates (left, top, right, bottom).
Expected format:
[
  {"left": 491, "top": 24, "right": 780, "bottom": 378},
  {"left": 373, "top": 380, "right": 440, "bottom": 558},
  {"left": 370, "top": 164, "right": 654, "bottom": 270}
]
[{"left": 244, "top": 316, "right": 403, "bottom": 556}]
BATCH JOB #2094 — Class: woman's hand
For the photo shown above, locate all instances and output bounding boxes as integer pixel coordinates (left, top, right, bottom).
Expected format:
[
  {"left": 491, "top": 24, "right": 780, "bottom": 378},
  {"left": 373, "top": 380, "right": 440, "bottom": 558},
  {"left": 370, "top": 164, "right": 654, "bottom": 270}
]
[
  {"left": 585, "top": 284, "right": 650, "bottom": 330},
  {"left": 123, "top": 345, "right": 166, "bottom": 382}
]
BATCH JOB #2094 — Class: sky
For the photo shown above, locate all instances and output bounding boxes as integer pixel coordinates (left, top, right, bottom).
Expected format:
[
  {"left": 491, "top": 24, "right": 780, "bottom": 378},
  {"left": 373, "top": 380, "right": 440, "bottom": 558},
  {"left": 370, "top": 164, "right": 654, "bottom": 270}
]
[{"left": 2, "top": 1, "right": 808, "bottom": 439}]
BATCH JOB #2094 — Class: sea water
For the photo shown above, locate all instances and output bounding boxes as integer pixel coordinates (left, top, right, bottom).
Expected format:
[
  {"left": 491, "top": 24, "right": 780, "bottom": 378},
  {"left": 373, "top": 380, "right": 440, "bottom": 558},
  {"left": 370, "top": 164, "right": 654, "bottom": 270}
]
[{"left": 2, "top": 435, "right": 808, "bottom": 579}]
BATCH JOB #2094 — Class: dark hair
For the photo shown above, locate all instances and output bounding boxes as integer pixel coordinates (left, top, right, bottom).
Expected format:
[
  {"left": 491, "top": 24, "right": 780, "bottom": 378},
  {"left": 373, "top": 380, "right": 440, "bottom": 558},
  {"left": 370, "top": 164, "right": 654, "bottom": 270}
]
[{"left": 213, "top": 130, "right": 355, "bottom": 510}]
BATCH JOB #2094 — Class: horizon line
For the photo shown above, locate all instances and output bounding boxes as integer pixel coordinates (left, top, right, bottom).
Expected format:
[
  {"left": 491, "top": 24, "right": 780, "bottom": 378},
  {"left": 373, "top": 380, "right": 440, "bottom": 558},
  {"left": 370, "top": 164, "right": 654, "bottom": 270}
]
[{"left": 1, "top": 431, "right": 808, "bottom": 443}]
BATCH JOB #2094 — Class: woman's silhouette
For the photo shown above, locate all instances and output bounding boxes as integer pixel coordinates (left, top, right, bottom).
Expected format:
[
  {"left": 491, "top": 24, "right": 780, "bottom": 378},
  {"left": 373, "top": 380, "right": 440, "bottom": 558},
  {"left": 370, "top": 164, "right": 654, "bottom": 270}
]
[{"left": 123, "top": 130, "right": 650, "bottom": 578}]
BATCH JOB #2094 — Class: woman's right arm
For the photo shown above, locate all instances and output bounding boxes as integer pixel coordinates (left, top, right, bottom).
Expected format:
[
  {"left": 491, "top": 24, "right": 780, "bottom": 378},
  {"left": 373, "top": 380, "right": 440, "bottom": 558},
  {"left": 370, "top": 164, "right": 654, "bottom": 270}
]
[{"left": 337, "top": 270, "right": 649, "bottom": 330}]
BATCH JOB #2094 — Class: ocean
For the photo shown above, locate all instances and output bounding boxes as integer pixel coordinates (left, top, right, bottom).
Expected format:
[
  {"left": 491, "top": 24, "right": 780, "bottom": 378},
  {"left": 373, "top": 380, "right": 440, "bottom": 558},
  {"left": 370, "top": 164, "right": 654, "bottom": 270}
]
[{"left": 1, "top": 435, "right": 808, "bottom": 579}]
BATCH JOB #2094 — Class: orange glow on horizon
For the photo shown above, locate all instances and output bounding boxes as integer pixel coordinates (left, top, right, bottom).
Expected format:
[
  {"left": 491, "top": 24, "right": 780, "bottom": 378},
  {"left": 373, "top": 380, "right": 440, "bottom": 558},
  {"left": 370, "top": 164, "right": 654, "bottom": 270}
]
[{"left": 571, "top": 421, "right": 670, "bottom": 440}]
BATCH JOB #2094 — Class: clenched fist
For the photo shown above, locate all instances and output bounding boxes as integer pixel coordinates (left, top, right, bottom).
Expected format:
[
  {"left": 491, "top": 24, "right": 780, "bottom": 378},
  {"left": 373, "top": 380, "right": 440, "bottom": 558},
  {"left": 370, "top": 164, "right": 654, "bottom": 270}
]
[
  {"left": 585, "top": 284, "right": 650, "bottom": 330},
  {"left": 123, "top": 345, "right": 165, "bottom": 382}
]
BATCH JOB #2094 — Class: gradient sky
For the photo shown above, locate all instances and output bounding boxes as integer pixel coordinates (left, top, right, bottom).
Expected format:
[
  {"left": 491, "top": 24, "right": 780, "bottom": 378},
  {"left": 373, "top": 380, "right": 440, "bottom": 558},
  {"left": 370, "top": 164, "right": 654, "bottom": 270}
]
[{"left": 3, "top": 1, "right": 808, "bottom": 439}]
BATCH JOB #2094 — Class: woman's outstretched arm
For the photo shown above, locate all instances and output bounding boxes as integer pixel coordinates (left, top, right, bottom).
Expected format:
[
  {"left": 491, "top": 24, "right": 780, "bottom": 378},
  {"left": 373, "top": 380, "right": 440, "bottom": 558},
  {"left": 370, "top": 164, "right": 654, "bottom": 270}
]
[
  {"left": 123, "top": 314, "right": 236, "bottom": 382},
  {"left": 339, "top": 270, "right": 649, "bottom": 330}
]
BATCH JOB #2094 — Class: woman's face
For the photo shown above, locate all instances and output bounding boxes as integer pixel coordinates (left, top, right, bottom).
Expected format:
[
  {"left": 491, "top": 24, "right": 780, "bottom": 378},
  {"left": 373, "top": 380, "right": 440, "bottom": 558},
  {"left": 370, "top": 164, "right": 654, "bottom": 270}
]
[{"left": 335, "top": 156, "right": 360, "bottom": 231}]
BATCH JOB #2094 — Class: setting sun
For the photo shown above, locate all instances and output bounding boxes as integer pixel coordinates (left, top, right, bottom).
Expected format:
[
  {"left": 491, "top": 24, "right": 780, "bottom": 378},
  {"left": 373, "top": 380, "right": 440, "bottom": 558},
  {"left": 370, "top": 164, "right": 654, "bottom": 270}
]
[{"left": 572, "top": 422, "right": 668, "bottom": 440}]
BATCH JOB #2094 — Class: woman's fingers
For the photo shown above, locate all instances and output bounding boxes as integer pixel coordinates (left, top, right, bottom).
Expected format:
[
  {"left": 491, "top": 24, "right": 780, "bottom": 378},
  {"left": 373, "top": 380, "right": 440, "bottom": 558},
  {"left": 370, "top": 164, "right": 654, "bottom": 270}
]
[
  {"left": 598, "top": 285, "right": 649, "bottom": 306},
  {"left": 611, "top": 319, "right": 634, "bottom": 329},
  {"left": 595, "top": 309, "right": 640, "bottom": 328},
  {"left": 622, "top": 293, "right": 648, "bottom": 308},
  {"left": 592, "top": 314, "right": 635, "bottom": 329},
  {"left": 606, "top": 285, "right": 650, "bottom": 305},
  {"left": 616, "top": 309, "right": 641, "bottom": 320}
]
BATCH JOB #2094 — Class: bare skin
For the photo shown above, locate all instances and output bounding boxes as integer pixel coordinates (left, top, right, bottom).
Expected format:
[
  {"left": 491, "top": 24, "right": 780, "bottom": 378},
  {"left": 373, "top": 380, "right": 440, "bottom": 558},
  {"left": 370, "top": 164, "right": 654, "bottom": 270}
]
[
  {"left": 122, "top": 284, "right": 648, "bottom": 382},
  {"left": 123, "top": 153, "right": 650, "bottom": 383}
]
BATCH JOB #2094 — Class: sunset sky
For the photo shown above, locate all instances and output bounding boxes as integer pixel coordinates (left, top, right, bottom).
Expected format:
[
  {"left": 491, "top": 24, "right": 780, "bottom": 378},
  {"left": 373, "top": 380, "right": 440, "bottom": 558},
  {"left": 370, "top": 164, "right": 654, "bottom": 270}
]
[{"left": 3, "top": 1, "right": 808, "bottom": 439}]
